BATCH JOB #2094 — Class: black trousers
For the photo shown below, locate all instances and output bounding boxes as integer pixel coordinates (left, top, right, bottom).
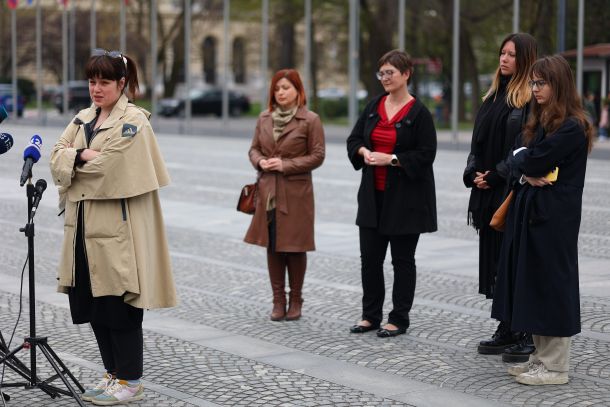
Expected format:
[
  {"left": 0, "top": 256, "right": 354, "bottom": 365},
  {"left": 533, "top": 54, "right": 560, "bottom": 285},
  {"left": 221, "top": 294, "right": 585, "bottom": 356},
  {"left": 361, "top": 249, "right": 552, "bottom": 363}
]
[
  {"left": 70, "top": 206, "right": 144, "bottom": 380},
  {"left": 358, "top": 191, "right": 420, "bottom": 329},
  {"left": 91, "top": 323, "right": 143, "bottom": 380}
]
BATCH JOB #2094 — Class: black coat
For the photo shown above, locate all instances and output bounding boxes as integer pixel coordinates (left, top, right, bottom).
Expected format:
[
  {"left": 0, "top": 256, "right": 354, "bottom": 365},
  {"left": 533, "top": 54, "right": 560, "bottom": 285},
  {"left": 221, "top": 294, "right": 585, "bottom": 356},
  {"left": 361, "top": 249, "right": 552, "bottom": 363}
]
[
  {"left": 491, "top": 119, "right": 588, "bottom": 337},
  {"left": 346, "top": 94, "right": 437, "bottom": 235},
  {"left": 463, "top": 102, "right": 528, "bottom": 229}
]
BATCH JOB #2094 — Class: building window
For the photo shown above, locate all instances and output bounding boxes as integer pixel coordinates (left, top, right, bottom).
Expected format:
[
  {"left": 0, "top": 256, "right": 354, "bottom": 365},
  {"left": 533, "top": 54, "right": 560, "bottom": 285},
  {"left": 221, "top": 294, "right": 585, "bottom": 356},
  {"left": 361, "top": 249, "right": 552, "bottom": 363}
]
[
  {"left": 203, "top": 36, "right": 217, "bottom": 85},
  {"left": 233, "top": 37, "right": 246, "bottom": 84}
]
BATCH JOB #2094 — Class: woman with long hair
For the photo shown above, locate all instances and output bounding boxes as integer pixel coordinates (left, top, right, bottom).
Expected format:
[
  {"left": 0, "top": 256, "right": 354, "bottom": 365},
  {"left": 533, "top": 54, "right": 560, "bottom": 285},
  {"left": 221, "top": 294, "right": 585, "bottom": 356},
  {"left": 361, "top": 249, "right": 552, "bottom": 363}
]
[
  {"left": 463, "top": 33, "right": 537, "bottom": 361},
  {"left": 244, "top": 69, "right": 325, "bottom": 321},
  {"left": 493, "top": 55, "right": 594, "bottom": 385}
]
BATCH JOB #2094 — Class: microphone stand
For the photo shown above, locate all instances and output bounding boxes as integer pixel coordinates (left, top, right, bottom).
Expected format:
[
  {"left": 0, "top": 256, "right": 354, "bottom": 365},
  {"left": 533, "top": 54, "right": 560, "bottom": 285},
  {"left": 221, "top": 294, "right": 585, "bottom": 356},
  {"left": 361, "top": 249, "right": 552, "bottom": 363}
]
[{"left": 0, "top": 178, "right": 86, "bottom": 406}]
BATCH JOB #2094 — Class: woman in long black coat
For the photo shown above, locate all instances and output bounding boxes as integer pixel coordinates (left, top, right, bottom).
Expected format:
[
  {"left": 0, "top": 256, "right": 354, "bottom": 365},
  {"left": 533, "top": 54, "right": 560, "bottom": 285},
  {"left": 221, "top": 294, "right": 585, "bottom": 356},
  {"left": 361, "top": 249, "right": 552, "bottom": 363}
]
[
  {"left": 463, "top": 33, "right": 537, "bottom": 358},
  {"left": 492, "top": 55, "right": 594, "bottom": 385}
]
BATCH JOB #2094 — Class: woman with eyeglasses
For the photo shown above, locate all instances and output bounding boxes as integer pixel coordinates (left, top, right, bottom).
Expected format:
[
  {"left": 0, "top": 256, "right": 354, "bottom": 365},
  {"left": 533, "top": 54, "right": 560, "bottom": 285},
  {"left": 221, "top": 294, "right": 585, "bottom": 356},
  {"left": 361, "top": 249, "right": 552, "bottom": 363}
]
[
  {"left": 463, "top": 33, "right": 538, "bottom": 361},
  {"left": 346, "top": 49, "right": 437, "bottom": 337},
  {"left": 491, "top": 55, "right": 593, "bottom": 385},
  {"left": 244, "top": 69, "right": 325, "bottom": 321},
  {"left": 50, "top": 50, "right": 176, "bottom": 405}
]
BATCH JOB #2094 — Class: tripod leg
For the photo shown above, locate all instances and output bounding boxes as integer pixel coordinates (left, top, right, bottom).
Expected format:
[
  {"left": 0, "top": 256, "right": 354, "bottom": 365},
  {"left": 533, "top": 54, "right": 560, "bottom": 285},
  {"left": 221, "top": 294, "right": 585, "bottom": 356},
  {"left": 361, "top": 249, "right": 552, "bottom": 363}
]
[
  {"left": 1, "top": 343, "right": 33, "bottom": 380},
  {"left": 37, "top": 344, "right": 86, "bottom": 407},
  {"left": 40, "top": 342, "right": 85, "bottom": 392},
  {"left": 0, "top": 343, "right": 25, "bottom": 365}
]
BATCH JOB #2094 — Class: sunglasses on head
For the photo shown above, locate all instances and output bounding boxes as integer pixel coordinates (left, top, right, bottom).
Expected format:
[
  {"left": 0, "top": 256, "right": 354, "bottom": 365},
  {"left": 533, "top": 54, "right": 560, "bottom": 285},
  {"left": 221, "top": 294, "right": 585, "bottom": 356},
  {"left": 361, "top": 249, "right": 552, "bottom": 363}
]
[{"left": 91, "top": 48, "right": 122, "bottom": 58}]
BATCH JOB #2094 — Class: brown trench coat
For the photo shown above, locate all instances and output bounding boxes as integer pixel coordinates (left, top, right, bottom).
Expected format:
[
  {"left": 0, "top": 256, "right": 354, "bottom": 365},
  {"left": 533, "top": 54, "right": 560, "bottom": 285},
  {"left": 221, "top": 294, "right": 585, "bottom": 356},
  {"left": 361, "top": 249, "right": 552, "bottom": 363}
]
[
  {"left": 243, "top": 106, "right": 325, "bottom": 252},
  {"left": 50, "top": 95, "right": 177, "bottom": 310}
]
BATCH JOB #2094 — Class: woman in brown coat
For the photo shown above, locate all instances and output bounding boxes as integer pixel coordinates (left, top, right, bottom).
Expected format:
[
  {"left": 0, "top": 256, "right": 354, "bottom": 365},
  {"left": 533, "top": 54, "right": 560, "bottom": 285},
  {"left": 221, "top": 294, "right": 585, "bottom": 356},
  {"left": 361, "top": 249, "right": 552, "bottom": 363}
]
[{"left": 244, "top": 69, "right": 325, "bottom": 321}]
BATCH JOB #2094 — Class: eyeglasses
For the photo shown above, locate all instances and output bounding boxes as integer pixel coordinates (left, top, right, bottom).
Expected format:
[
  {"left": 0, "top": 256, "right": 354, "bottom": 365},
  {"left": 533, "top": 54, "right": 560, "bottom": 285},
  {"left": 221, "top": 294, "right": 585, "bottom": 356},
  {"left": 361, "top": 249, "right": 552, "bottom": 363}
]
[
  {"left": 375, "top": 70, "right": 397, "bottom": 80},
  {"left": 91, "top": 48, "right": 122, "bottom": 58},
  {"left": 528, "top": 80, "right": 547, "bottom": 89}
]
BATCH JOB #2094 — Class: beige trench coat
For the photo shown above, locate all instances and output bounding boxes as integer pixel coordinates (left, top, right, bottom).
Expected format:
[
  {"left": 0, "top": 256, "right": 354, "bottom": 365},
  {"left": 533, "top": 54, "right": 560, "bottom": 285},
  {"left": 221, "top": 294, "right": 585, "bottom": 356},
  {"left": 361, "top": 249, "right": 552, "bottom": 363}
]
[
  {"left": 244, "top": 106, "right": 325, "bottom": 252},
  {"left": 50, "top": 95, "right": 177, "bottom": 309}
]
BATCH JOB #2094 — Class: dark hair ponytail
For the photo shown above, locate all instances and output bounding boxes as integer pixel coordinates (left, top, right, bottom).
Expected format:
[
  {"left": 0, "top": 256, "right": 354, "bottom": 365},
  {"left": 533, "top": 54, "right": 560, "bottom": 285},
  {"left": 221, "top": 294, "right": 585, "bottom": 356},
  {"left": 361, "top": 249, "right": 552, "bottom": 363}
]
[{"left": 122, "top": 54, "right": 139, "bottom": 100}]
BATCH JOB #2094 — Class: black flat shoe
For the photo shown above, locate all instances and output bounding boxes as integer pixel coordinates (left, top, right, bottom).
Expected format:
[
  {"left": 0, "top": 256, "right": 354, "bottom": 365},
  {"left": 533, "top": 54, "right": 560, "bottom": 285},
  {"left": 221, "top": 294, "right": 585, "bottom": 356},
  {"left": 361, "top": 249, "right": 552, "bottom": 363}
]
[
  {"left": 349, "top": 323, "right": 380, "bottom": 333},
  {"left": 376, "top": 327, "right": 406, "bottom": 337}
]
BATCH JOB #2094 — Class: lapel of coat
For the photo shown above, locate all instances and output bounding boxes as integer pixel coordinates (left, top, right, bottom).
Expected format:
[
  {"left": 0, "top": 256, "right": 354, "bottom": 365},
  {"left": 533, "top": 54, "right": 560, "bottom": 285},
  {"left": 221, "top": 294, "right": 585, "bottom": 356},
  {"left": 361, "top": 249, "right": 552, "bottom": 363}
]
[
  {"left": 72, "top": 107, "right": 98, "bottom": 148},
  {"left": 259, "top": 111, "right": 275, "bottom": 154},
  {"left": 364, "top": 95, "right": 384, "bottom": 147},
  {"left": 98, "top": 94, "right": 129, "bottom": 131},
  {"left": 395, "top": 97, "right": 422, "bottom": 144}
]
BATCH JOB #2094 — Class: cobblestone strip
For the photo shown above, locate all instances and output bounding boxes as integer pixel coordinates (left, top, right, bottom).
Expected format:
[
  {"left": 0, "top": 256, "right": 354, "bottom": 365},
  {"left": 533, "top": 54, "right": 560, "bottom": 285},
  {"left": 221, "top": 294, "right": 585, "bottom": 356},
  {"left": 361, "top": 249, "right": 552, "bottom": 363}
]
[{"left": 0, "top": 291, "right": 415, "bottom": 407}]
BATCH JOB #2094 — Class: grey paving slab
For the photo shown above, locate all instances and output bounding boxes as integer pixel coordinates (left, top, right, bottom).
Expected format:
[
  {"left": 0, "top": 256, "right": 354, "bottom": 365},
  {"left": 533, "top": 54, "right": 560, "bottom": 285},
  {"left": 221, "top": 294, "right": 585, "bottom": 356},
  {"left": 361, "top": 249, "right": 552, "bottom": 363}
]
[{"left": 1, "top": 123, "right": 610, "bottom": 406}]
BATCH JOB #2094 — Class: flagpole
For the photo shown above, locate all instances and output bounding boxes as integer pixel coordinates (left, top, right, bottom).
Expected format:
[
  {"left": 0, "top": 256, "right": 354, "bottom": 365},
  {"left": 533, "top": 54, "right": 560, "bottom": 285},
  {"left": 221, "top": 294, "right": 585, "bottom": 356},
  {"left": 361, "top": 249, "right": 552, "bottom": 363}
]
[
  {"left": 120, "top": 0, "right": 126, "bottom": 52},
  {"left": 184, "top": 0, "right": 191, "bottom": 133},
  {"left": 69, "top": 0, "right": 75, "bottom": 81},
  {"left": 11, "top": 5, "right": 18, "bottom": 120},
  {"left": 36, "top": 0, "right": 44, "bottom": 124},
  {"left": 151, "top": 0, "right": 158, "bottom": 125},
  {"left": 62, "top": 2, "right": 69, "bottom": 116},
  {"left": 90, "top": 0, "right": 96, "bottom": 53}
]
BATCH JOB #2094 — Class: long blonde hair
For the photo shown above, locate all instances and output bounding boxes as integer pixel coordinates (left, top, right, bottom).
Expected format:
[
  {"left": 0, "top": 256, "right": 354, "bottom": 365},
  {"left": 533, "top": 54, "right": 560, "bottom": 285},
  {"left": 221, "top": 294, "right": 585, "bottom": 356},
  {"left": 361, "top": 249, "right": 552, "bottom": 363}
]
[{"left": 482, "top": 33, "right": 537, "bottom": 109}]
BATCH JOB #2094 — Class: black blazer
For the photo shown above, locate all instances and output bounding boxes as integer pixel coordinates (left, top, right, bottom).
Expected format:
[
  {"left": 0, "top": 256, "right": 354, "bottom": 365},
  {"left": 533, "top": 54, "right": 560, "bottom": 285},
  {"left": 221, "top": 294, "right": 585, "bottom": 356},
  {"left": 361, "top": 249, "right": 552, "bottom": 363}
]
[{"left": 346, "top": 94, "right": 438, "bottom": 235}]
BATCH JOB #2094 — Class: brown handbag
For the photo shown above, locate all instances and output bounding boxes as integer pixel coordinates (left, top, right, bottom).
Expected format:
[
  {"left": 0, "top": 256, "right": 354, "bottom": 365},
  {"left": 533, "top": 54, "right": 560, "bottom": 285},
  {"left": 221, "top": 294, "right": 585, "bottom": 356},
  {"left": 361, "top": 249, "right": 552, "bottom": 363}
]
[
  {"left": 237, "top": 182, "right": 258, "bottom": 214},
  {"left": 489, "top": 190, "right": 514, "bottom": 232}
]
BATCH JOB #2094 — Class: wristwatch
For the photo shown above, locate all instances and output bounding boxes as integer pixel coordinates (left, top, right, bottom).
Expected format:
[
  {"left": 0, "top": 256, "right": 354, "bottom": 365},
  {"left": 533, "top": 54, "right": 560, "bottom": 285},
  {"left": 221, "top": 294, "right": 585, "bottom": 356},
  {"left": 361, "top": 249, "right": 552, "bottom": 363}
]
[{"left": 390, "top": 154, "right": 399, "bottom": 166}]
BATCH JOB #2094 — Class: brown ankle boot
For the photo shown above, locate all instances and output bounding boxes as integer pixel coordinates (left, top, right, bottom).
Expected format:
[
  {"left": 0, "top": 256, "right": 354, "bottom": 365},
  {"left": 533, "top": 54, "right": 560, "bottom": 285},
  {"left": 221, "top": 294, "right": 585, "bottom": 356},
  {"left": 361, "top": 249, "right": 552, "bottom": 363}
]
[
  {"left": 285, "top": 253, "right": 306, "bottom": 321},
  {"left": 267, "top": 252, "right": 287, "bottom": 321},
  {"left": 286, "top": 295, "right": 303, "bottom": 321},
  {"left": 270, "top": 300, "right": 286, "bottom": 321}
]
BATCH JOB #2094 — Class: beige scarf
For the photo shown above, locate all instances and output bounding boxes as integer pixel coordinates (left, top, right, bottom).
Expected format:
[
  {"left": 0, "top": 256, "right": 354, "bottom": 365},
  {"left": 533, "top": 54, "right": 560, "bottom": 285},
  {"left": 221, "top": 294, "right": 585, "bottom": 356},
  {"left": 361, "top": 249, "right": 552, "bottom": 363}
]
[{"left": 271, "top": 105, "right": 297, "bottom": 142}]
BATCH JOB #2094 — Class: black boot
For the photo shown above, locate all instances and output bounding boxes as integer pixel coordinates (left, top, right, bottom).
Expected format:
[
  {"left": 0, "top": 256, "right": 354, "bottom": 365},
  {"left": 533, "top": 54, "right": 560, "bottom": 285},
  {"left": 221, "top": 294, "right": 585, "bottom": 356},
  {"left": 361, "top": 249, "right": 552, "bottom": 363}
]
[
  {"left": 477, "top": 321, "right": 520, "bottom": 354},
  {"left": 502, "top": 333, "right": 535, "bottom": 362}
]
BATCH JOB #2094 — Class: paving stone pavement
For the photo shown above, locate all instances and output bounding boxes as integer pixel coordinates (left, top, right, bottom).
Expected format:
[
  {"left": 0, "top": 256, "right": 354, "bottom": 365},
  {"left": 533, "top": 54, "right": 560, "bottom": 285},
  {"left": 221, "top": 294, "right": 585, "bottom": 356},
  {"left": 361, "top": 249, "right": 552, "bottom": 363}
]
[{"left": 0, "top": 123, "right": 609, "bottom": 406}]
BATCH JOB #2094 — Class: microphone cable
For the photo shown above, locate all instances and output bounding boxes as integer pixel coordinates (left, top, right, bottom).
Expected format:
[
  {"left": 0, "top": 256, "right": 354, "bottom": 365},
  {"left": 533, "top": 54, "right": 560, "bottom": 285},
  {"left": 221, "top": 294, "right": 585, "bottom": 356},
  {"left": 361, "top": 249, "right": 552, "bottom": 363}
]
[{"left": 0, "top": 254, "right": 30, "bottom": 407}]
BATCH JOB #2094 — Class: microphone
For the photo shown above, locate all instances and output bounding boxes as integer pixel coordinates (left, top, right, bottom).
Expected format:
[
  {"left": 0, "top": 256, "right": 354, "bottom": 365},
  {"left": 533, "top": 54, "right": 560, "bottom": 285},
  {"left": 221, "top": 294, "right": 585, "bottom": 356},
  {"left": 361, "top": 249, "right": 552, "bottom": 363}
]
[
  {"left": 0, "top": 133, "right": 13, "bottom": 155},
  {"left": 31, "top": 179, "right": 47, "bottom": 215},
  {"left": 20, "top": 135, "right": 42, "bottom": 187}
]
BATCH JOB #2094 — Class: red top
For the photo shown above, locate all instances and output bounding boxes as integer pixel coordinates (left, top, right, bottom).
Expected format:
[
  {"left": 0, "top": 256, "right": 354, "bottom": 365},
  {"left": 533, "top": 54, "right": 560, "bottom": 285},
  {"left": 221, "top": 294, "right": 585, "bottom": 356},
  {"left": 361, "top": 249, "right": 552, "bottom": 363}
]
[{"left": 371, "top": 96, "right": 416, "bottom": 190}]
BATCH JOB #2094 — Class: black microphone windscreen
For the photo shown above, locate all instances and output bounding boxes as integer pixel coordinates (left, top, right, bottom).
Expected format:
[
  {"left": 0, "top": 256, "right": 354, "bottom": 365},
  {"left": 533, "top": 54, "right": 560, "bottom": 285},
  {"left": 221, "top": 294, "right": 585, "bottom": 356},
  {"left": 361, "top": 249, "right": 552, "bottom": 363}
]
[
  {"left": 0, "top": 133, "right": 13, "bottom": 154},
  {"left": 35, "top": 179, "right": 47, "bottom": 193}
]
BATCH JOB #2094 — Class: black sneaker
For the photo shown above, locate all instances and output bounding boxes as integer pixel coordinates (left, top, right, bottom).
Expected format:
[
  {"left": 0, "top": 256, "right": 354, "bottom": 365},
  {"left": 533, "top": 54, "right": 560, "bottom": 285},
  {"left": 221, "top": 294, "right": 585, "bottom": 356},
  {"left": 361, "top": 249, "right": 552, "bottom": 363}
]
[
  {"left": 502, "top": 333, "right": 535, "bottom": 363},
  {"left": 477, "top": 321, "right": 520, "bottom": 355}
]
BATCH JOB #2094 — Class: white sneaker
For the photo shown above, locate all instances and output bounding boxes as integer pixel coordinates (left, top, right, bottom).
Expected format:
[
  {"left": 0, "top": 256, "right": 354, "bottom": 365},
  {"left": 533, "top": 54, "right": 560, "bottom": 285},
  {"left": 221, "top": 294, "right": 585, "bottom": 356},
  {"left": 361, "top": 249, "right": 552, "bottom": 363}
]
[
  {"left": 507, "top": 361, "right": 540, "bottom": 376},
  {"left": 81, "top": 373, "right": 113, "bottom": 401},
  {"left": 516, "top": 364, "right": 568, "bottom": 385},
  {"left": 92, "top": 379, "right": 144, "bottom": 405}
]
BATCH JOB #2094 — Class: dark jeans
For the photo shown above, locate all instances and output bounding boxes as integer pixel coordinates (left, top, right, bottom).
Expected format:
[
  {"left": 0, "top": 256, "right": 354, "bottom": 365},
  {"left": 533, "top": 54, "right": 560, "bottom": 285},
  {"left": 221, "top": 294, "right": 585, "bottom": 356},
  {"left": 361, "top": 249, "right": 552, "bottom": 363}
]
[
  {"left": 91, "top": 323, "right": 143, "bottom": 380},
  {"left": 359, "top": 191, "right": 420, "bottom": 329}
]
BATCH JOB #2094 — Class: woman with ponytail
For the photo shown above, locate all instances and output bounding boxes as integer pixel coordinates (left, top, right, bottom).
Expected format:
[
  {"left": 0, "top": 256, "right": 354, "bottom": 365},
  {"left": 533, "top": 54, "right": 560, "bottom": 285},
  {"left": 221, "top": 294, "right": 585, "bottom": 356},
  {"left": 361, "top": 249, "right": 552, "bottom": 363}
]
[{"left": 50, "top": 50, "right": 176, "bottom": 405}]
